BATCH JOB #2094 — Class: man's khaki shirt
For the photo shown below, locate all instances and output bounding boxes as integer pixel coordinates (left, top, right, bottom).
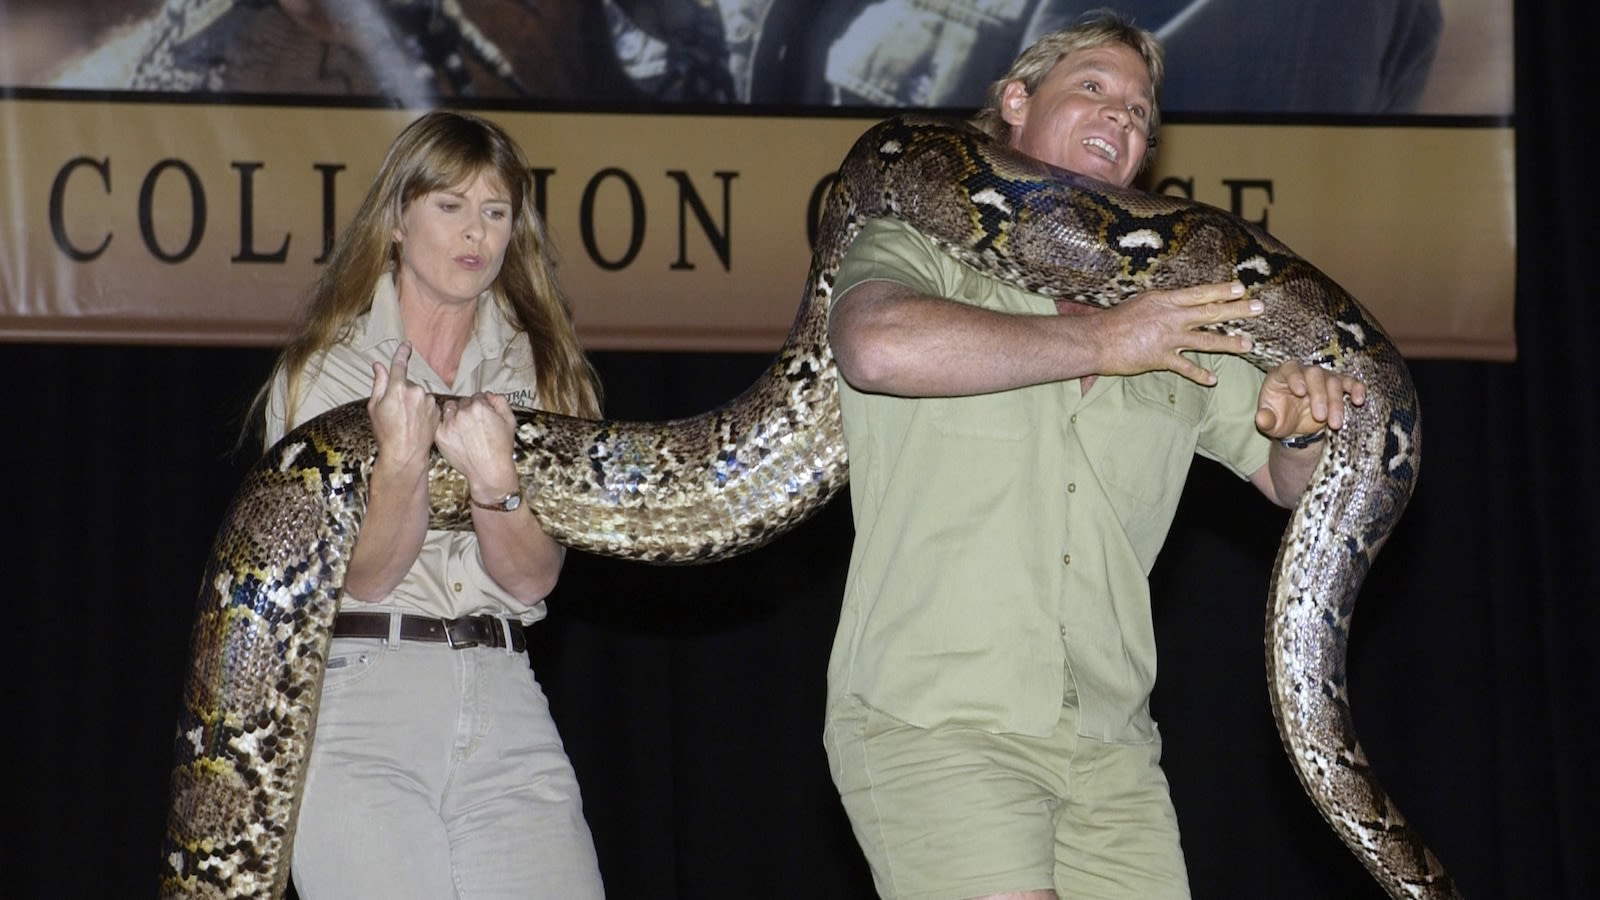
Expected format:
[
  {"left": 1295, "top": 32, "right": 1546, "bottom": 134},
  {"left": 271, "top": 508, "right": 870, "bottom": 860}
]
[{"left": 828, "top": 217, "right": 1273, "bottom": 741}]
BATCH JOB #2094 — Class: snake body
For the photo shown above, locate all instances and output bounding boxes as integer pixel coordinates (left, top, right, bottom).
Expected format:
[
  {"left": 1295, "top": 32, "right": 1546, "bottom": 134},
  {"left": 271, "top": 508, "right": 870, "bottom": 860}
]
[{"left": 160, "top": 114, "right": 1450, "bottom": 898}]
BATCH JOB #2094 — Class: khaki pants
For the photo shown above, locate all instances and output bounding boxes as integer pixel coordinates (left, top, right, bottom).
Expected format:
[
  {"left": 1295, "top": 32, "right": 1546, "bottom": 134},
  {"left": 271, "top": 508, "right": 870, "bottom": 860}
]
[{"left": 290, "top": 632, "right": 604, "bottom": 900}]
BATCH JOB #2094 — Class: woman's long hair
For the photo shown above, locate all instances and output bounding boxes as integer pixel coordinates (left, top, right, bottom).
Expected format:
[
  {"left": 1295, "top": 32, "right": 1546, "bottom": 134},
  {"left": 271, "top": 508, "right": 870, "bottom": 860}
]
[{"left": 260, "top": 109, "right": 601, "bottom": 431}]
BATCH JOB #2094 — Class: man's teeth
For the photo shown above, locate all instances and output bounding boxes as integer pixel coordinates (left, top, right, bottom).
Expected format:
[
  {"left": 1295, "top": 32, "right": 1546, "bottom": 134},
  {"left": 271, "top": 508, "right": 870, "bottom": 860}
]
[{"left": 1083, "top": 137, "right": 1118, "bottom": 160}]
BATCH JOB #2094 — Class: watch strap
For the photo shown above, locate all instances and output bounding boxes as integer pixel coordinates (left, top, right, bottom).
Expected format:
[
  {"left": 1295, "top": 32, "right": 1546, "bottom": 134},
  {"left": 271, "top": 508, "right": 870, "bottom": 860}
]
[{"left": 470, "top": 491, "right": 522, "bottom": 512}]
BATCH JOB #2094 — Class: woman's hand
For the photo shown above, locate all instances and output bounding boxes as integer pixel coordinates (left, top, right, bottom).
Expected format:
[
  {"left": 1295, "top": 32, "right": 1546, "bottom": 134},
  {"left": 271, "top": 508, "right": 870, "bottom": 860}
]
[
  {"left": 435, "top": 390, "right": 520, "bottom": 504},
  {"left": 368, "top": 341, "right": 440, "bottom": 469}
]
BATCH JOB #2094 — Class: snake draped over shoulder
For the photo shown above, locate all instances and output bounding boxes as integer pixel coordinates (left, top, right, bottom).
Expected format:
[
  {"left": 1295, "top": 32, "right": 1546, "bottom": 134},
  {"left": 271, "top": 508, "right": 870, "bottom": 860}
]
[{"left": 161, "top": 114, "right": 1451, "bottom": 898}]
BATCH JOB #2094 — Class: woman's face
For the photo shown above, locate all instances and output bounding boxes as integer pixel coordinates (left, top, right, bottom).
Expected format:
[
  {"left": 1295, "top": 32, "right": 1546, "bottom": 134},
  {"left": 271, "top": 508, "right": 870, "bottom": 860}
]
[{"left": 392, "top": 169, "right": 513, "bottom": 308}]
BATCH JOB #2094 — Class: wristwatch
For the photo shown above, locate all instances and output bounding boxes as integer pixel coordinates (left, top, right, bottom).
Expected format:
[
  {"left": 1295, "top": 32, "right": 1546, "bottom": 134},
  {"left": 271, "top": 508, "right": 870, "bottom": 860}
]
[
  {"left": 1279, "top": 430, "right": 1328, "bottom": 449},
  {"left": 470, "top": 491, "right": 523, "bottom": 512}
]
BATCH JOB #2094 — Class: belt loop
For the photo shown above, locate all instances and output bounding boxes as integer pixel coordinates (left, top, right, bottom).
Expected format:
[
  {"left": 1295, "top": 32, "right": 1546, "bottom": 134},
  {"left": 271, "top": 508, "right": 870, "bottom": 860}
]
[
  {"left": 499, "top": 616, "right": 515, "bottom": 655},
  {"left": 385, "top": 611, "right": 403, "bottom": 649}
]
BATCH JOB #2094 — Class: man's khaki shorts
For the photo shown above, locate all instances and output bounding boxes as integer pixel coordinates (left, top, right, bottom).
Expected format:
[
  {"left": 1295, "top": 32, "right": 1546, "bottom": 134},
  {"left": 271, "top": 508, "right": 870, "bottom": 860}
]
[{"left": 824, "top": 696, "right": 1191, "bottom": 900}]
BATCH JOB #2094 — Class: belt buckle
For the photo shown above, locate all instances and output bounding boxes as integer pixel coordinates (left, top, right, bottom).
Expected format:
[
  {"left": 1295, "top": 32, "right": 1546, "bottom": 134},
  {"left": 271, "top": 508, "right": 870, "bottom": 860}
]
[{"left": 442, "top": 617, "right": 480, "bottom": 650}]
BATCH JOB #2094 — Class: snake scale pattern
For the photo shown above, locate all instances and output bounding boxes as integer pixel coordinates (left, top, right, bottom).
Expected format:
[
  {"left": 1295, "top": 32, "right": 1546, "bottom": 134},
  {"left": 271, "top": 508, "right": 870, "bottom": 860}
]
[{"left": 160, "top": 114, "right": 1451, "bottom": 898}]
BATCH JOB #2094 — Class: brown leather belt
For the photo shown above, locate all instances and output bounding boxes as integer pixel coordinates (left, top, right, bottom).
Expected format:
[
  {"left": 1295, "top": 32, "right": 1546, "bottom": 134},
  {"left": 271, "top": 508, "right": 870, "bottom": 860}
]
[{"left": 332, "top": 612, "right": 526, "bottom": 652}]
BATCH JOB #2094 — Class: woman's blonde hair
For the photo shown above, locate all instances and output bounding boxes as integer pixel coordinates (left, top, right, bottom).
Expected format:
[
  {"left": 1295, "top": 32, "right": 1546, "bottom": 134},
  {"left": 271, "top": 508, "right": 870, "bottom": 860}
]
[
  {"left": 970, "top": 9, "right": 1165, "bottom": 164},
  {"left": 262, "top": 109, "right": 600, "bottom": 430}
]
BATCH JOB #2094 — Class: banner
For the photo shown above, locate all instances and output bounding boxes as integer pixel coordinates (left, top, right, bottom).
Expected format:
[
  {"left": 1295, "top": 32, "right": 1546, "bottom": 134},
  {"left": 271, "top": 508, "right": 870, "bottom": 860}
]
[{"left": 0, "top": 0, "right": 1515, "bottom": 359}]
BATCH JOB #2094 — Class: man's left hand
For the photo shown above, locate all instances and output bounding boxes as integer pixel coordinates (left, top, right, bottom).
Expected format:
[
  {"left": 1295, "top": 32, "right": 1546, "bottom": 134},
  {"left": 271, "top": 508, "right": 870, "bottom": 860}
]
[{"left": 1254, "top": 360, "right": 1367, "bottom": 441}]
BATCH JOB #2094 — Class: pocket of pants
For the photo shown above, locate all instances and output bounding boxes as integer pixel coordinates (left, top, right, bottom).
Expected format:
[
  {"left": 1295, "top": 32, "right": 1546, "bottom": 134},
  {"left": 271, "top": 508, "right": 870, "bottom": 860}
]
[{"left": 320, "top": 640, "right": 383, "bottom": 695}]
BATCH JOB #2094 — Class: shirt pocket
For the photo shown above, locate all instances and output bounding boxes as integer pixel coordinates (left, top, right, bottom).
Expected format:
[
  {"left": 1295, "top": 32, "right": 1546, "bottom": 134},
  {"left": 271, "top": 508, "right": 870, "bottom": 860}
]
[
  {"left": 1122, "top": 372, "right": 1207, "bottom": 429},
  {"left": 1077, "top": 375, "right": 1206, "bottom": 539}
]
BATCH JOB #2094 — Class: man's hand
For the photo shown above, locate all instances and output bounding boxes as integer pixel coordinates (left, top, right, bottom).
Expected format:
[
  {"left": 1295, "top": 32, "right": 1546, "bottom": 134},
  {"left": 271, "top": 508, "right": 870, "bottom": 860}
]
[
  {"left": 1061, "top": 281, "right": 1261, "bottom": 385},
  {"left": 1254, "top": 360, "right": 1367, "bottom": 442},
  {"left": 1249, "top": 360, "right": 1368, "bottom": 507}
]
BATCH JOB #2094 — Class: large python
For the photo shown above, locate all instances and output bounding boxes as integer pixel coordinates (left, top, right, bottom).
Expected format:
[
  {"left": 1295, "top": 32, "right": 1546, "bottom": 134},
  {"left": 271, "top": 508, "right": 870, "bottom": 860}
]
[{"left": 160, "top": 114, "right": 1450, "bottom": 898}]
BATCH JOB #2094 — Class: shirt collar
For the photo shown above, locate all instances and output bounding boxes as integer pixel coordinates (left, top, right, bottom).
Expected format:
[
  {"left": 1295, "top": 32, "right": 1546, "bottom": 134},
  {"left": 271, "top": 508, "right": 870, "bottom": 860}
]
[
  {"left": 352, "top": 275, "right": 521, "bottom": 390},
  {"left": 356, "top": 273, "right": 520, "bottom": 361},
  {"left": 357, "top": 273, "right": 406, "bottom": 352}
]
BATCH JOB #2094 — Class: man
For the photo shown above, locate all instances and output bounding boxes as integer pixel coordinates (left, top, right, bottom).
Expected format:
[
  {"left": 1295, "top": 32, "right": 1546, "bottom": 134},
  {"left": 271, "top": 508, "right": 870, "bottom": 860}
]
[{"left": 823, "top": 11, "right": 1365, "bottom": 900}]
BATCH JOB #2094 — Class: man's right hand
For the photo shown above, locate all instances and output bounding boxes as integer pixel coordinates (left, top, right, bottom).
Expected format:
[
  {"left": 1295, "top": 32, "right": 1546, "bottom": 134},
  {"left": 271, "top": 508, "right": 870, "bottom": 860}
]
[{"left": 1056, "top": 281, "right": 1262, "bottom": 386}]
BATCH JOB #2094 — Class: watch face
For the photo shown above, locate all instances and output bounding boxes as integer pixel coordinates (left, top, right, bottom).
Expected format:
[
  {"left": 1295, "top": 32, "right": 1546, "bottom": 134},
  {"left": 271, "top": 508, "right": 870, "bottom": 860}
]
[{"left": 503, "top": 493, "right": 522, "bottom": 511}]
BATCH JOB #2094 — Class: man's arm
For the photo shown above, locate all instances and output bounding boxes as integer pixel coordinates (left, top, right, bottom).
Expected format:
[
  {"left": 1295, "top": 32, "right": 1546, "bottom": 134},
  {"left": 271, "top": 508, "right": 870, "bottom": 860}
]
[{"left": 829, "top": 278, "right": 1263, "bottom": 397}]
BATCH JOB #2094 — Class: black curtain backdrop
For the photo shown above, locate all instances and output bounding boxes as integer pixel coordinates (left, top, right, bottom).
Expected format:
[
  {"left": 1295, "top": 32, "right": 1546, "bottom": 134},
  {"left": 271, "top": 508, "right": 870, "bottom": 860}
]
[{"left": 2, "top": 3, "right": 1592, "bottom": 898}]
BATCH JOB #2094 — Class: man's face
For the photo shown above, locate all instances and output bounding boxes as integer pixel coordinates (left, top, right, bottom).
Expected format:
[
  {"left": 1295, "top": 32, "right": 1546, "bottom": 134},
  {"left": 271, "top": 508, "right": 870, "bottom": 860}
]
[{"left": 1001, "top": 43, "right": 1154, "bottom": 187}]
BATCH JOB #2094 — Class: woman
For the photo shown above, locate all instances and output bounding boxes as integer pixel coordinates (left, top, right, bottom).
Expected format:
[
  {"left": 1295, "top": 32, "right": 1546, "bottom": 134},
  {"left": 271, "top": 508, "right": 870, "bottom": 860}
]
[{"left": 256, "top": 109, "right": 605, "bottom": 899}]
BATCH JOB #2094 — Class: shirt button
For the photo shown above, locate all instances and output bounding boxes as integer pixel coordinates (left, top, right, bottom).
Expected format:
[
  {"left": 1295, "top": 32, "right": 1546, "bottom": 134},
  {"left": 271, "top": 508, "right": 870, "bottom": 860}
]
[
  {"left": 453, "top": 582, "right": 464, "bottom": 592},
  {"left": 1069, "top": 414, "right": 1078, "bottom": 424},
  {"left": 1066, "top": 482, "right": 1076, "bottom": 493},
  {"left": 1061, "top": 554, "right": 1071, "bottom": 566},
  {"left": 1168, "top": 392, "right": 1177, "bottom": 405}
]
